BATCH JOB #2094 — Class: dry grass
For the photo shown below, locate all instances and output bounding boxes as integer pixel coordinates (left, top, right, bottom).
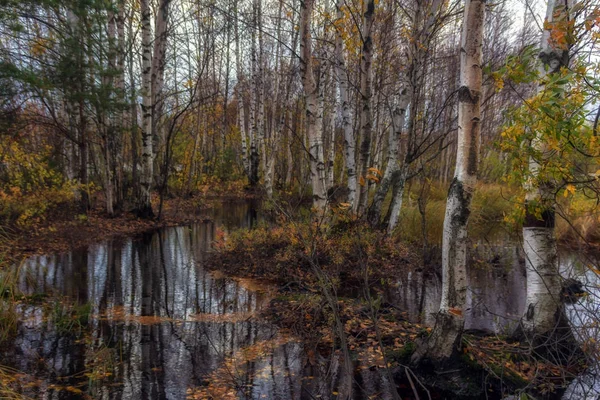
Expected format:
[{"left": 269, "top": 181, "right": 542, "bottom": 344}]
[{"left": 396, "top": 182, "right": 517, "bottom": 244}]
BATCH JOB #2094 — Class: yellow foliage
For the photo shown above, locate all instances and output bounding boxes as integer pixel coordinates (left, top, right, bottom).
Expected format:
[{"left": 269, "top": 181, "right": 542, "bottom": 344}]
[{"left": 0, "top": 137, "right": 77, "bottom": 226}]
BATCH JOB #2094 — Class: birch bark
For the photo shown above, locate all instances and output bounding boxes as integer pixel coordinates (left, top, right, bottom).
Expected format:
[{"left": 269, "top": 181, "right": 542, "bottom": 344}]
[
  {"left": 375, "top": 0, "right": 445, "bottom": 231},
  {"left": 234, "top": 3, "right": 249, "bottom": 177},
  {"left": 522, "top": 0, "right": 571, "bottom": 336},
  {"left": 300, "top": 0, "right": 327, "bottom": 210},
  {"left": 356, "top": 0, "right": 375, "bottom": 214},
  {"left": 137, "top": 0, "right": 154, "bottom": 217},
  {"left": 334, "top": 0, "right": 356, "bottom": 208},
  {"left": 414, "top": 0, "right": 485, "bottom": 363},
  {"left": 248, "top": 2, "right": 260, "bottom": 186}
]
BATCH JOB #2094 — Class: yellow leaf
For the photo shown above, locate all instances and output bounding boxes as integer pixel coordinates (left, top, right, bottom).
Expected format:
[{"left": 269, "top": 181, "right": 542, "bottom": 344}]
[
  {"left": 359, "top": 176, "right": 366, "bottom": 186},
  {"left": 65, "top": 386, "right": 83, "bottom": 394},
  {"left": 564, "top": 184, "right": 576, "bottom": 197}
]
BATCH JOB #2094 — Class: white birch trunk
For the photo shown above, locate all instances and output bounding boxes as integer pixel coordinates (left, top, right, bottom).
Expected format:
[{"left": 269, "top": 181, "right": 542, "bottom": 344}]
[
  {"left": 114, "top": 0, "right": 125, "bottom": 211},
  {"left": 265, "top": 0, "right": 285, "bottom": 199},
  {"left": 234, "top": 4, "right": 249, "bottom": 178},
  {"left": 105, "top": 8, "right": 117, "bottom": 216},
  {"left": 369, "top": 92, "right": 408, "bottom": 228},
  {"left": 522, "top": 0, "right": 571, "bottom": 335},
  {"left": 138, "top": 0, "right": 154, "bottom": 217},
  {"left": 327, "top": 98, "right": 336, "bottom": 188},
  {"left": 384, "top": 0, "right": 445, "bottom": 231},
  {"left": 239, "top": 86, "right": 249, "bottom": 176},
  {"left": 248, "top": 3, "right": 260, "bottom": 186},
  {"left": 300, "top": 0, "right": 327, "bottom": 210},
  {"left": 256, "top": 0, "right": 266, "bottom": 178},
  {"left": 386, "top": 164, "right": 409, "bottom": 233},
  {"left": 415, "top": 0, "right": 485, "bottom": 363},
  {"left": 151, "top": 0, "right": 169, "bottom": 149},
  {"left": 286, "top": 109, "right": 294, "bottom": 186},
  {"left": 335, "top": 0, "right": 356, "bottom": 208},
  {"left": 356, "top": 0, "right": 375, "bottom": 214}
]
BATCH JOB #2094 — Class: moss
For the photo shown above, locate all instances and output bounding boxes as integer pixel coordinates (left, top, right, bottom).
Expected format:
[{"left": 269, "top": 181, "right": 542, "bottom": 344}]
[{"left": 387, "top": 341, "right": 417, "bottom": 363}]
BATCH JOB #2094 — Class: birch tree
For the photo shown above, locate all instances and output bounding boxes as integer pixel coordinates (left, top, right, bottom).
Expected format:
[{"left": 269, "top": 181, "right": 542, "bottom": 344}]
[
  {"left": 334, "top": 0, "right": 356, "bottom": 209},
  {"left": 151, "top": 0, "right": 170, "bottom": 167},
  {"left": 234, "top": 2, "right": 249, "bottom": 178},
  {"left": 413, "top": 0, "right": 485, "bottom": 363},
  {"left": 356, "top": 0, "right": 375, "bottom": 214},
  {"left": 136, "top": 0, "right": 170, "bottom": 218},
  {"left": 522, "top": 0, "right": 572, "bottom": 337},
  {"left": 367, "top": 0, "right": 448, "bottom": 230},
  {"left": 300, "top": 0, "right": 327, "bottom": 210},
  {"left": 137, "top": 0, "right": 154, "bottom": 218},
  {"left": 249, "top": 0, "right": 260, "bottom": 187}
]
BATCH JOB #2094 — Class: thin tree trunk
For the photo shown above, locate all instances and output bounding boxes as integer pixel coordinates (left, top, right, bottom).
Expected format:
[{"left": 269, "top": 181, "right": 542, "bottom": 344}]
[
  {"left": 334, "top": 0, "right": 356, "bottom": 208},
  {"left": 222, "top": 2, "right": 231, "bottom": 159},
  {"left": 126, "top": 2, "right": 139, "bottom": 202},
  {"left": 151, "top": 0, "right": 170, "bottom": 166},
  {"left": 114, "top": 0, "right": 126, "bottom": 212},
  {"left": 234, "top": 1, "right": 248, "bottom": 178},
  {"left": 105, "top": 7, "right": 117, "bottom": 216},
  {"left": 248, "top": 3, "right": 260, "bottom": 186},
  {"left": 380, "top": 0, "right": 445, "bottom": 231},
  {"left": 300, "top": 0, "right": 327, "bottom": 210},
  {"left": 356, "top": 0, "right": 375, "bottom": 214},
  {"left": 265, "top": 0, "right": 285, "bottom": 198},
  {"left": 369, "top": 94, "right": 408, "bottom": 227},
  {"left": 256, "top": 0, "right": 266, "bottom": 178},
  {"left": 286, "top": 109, "right": 294, "bottom": 186},
  {"left": 138, "top": 0, "right": 154, "bottom": 218},
  {"left": 386, "top": 166, "right": 408, "bottom": 232}
]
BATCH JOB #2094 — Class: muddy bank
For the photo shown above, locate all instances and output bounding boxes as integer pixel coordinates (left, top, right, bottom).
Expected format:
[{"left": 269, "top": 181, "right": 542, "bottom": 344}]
[{"left": 1, "top": 194, "right": 261, "bottom": 262}]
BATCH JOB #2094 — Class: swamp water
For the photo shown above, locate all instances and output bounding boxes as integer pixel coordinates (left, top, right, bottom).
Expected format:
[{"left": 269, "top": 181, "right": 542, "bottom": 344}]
[{"left": 2, "top": 201, "right": 599, "bottom": 399}]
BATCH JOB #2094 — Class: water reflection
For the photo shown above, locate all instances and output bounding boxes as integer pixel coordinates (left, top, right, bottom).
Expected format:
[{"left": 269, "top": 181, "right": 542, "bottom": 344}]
[
  {"left": 4, "top": 201, "right": 398, "bottom": 400},
  {"left": 385, "top": 243, "right": 600, "bottom": 399},
  {"left": 562, "top": 252, "right": 600, "bottom": 399},
  {"left": 385, "top": 244, "right": 527, "bottom": 333},
  {"left": 209, "top": 198, "right": 263, "bottom": 231}
]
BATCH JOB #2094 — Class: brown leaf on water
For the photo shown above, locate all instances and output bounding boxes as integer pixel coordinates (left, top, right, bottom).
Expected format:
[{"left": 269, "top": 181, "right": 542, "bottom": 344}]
[{"left": 448, "top": 308, "right": 463, "bottom": 316}]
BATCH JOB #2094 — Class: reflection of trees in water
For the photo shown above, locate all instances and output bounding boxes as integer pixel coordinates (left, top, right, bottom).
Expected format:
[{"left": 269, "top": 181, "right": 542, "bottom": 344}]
[
  {"left": 211, "top": 199, "right": 262, "bottom": 231},
  {"left": 8, "top": 221, "right": 372, "bottom": 399},
  {"left": 563, "top": 252, "right": 600, "bottom": 399},
  {"left": 386, "top": 245, "right": 528, "bottom": 333}
]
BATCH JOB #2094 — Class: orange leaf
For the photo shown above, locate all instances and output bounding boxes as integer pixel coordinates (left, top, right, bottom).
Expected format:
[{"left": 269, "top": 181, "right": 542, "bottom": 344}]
[{"left": 448, "top": 308, "right": 463, "bottom": 317}]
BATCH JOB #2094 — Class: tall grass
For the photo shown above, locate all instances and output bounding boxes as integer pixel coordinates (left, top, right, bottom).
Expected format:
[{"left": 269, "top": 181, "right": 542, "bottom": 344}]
[
  {"left": 0, "top": 258, "right": 20, "bottom": 344},
  {"left": 0, "top": 365, "right": 33, "bottom": 400},
  {"left": 394, "top": 181, "right": 600, "bottom": 246},
  {"left": 396, "top": 182, "right": 516, "bottom": 244},
  {"left": 0, "top": 228, "right": 31, "bottom": 400}
]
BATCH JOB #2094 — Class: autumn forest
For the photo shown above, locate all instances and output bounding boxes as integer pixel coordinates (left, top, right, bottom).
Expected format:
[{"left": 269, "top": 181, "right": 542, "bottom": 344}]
[{"left": 1, "top": 0, "right": 600, "bottom": 398}]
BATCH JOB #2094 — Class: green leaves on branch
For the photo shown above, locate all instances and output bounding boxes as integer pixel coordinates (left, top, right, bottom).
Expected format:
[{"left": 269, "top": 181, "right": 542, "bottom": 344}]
[{"left": 499, "top": 60, "right": 600, "bottom": 223}]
